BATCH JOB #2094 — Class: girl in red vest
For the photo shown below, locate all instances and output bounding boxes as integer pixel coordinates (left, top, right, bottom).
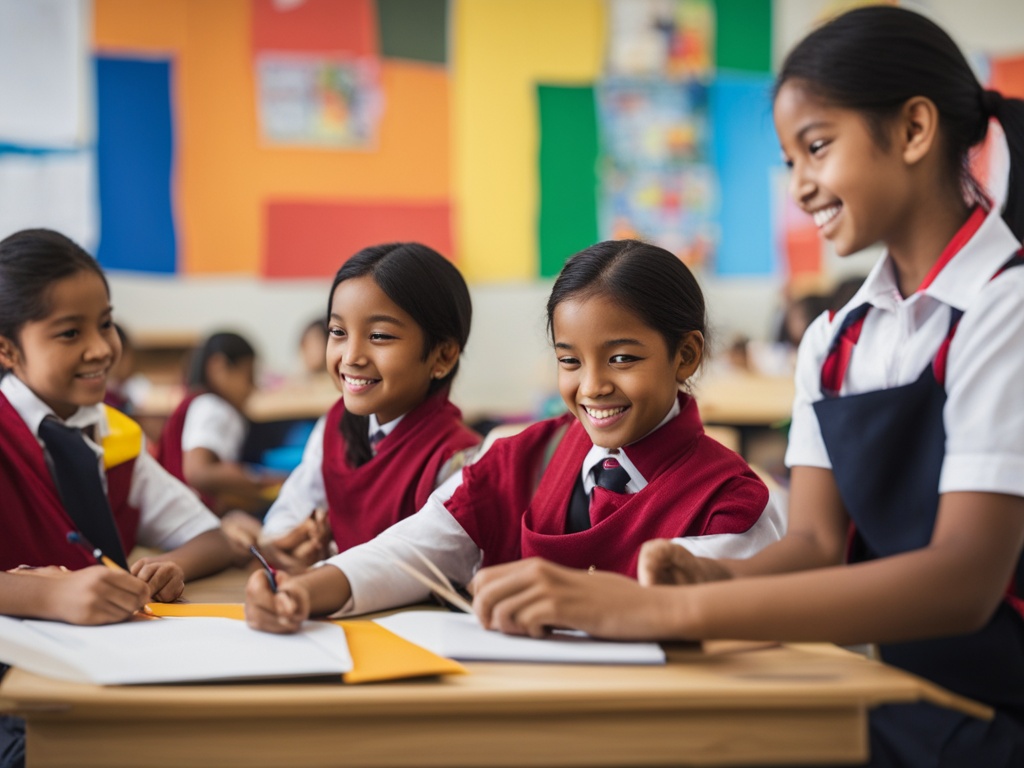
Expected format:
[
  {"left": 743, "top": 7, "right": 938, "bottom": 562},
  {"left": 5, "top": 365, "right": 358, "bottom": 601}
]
[
  {"left": 157, "top": 331, "right": 277, "bottom": 518},
  {"left": 0, "top": 229, "right": 237, "bottom": 597},
  {"left": 244, "top": 239, "right": 785, "bottom": 630},
  {"left": 472, "top": 7, "right": 1024, "bottom": 764},
  {"left": 254, "top": 242, "right": 481, "bottom": 571}
]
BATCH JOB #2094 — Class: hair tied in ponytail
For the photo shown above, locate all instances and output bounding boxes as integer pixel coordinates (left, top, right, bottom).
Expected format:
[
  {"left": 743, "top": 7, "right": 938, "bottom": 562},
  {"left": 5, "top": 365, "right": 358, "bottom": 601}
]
[{"left": 981, "top": 89, "right": 1004, "bottom": 119}]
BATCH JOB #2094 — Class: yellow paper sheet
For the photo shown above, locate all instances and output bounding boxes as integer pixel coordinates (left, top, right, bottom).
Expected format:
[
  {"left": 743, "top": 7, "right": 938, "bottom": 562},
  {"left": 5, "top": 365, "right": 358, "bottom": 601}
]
[{"left": 146, "top": 603, "right": 466, "bottom": 683}]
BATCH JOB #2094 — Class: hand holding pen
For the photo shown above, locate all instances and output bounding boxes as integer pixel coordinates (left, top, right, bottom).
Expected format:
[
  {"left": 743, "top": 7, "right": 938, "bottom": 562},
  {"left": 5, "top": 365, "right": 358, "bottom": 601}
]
[
  {"left": 245, "top": 544, "right": 312, "bottom": 634},
  {"left": 66, "top": 531, "right": 179, "bottom": 610}
]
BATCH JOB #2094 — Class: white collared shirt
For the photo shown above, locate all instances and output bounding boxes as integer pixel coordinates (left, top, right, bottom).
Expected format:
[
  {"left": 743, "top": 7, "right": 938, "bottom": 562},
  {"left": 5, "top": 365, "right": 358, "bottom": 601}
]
[
  {"left": 1, "top": 374, "right": 220, "bottom": 550},
  {"left": 785, "top": 206, "right": 1024, "bottom": 497},
  {"left": 181, "top": 393, "right": 248, "bottom": 462}
]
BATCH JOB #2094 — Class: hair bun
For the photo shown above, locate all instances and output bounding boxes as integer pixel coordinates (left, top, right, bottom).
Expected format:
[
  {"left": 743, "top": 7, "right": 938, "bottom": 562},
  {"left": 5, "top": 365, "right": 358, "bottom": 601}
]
[{"left": 981, "top": 89, "right": 1004, "bottom": 118}]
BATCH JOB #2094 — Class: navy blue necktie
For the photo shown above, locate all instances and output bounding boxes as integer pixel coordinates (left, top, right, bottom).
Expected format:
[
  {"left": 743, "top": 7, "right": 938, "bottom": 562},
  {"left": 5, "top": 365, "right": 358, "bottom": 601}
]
[
  {"left": 369, "top": 429, "right": 386, "bottom": 453},
  {"left": 38, "top": 417, "right": 128, "bottom": 568},
  {"left": 565, "top": 458, "right": 631, "bottom": 533}
]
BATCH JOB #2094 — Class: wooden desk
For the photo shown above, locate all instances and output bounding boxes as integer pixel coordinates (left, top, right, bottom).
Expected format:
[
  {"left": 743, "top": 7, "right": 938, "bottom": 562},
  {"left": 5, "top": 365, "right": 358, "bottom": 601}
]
[
  {"left": 694, "top": 373, "right": 795, "bottom": 428},
  {"left": 0, "top": 571, "right": 984, "bottom": 768}
]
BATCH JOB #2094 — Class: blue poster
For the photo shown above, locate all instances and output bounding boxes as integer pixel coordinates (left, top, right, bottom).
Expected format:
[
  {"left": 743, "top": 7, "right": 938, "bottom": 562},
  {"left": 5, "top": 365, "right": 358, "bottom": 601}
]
[
  {"left": 710, "top": 72, "right": 779, "bottom": 276},
  {"left": 95, "top": 57, "right": 176, "bottom": 273}
]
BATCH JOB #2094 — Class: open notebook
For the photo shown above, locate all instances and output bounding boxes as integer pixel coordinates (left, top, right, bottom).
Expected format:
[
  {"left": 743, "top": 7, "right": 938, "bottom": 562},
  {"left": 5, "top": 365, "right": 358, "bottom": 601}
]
[
  {"left": 375, "top": 611, "right": 666, "bottom": 665},
  {"left": 0, "top": 615, "right": 352, "bottom": 685}
]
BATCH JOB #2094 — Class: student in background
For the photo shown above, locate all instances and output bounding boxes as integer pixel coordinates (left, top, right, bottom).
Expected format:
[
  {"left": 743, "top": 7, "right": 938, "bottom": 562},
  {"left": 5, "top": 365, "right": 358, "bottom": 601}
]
[
  {"left": 469, "top": 7, "right": 1024, "bottom": 764},
  {"left": 256, "top": 242, "right": 481, "bottom": 571},
  {"left": 103, "top": 323, "right": 149, "bottom": 413},
  {"left": 298, "top": 318, "right": 329, "bottom": 378},
  {"left": 157, "top": 331, "right": 276, "bottom": 518},
  {"left": 0, "top": 228, "right": 237, "bottom": 596},
  {"left": 245, "top": 239, "right": 785, "bottom": 629}
]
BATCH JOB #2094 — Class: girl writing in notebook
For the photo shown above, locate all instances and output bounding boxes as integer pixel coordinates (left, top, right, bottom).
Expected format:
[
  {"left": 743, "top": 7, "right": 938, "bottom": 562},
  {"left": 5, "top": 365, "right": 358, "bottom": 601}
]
[
  {"left": 245, "top": 239, "right": 785, "bottom": 629},
  {"left": 471, "top": 7, "right": 1024, "bottom": 764},
  {"left": 158, "top": 331, "right": 278, "bottom": 517},
  {"left": 255, "top": 242, "right": 481, "bottom": 570},
  {"left": 0, "top": 229, "right": 237, "bottom": 601}
]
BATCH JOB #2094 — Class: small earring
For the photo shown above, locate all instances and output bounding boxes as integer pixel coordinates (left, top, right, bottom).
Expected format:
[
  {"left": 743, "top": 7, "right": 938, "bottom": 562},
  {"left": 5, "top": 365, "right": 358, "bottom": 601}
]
[{"left": 433, "top": 370, "right": 445, "bottom": 380}]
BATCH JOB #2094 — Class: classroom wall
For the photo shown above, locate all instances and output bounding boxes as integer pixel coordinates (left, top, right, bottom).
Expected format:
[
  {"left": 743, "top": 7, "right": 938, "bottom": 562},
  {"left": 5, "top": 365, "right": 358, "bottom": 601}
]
[{"left": 5, "top": 0, "right": 1024, "bottom": 417}]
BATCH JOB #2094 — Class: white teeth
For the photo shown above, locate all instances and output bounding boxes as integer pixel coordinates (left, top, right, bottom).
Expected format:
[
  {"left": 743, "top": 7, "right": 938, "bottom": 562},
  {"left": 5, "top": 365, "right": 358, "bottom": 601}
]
[
  {"left": 586, "top": 406, "right": 626, "bottom": 420},
  {"left": 813, "top": 205, "right": 841, "bottom": 228},
  {"left": 77, "top": 372, "right": 104, "bottom": 379},
  {"left": 344, "top": 375, "right": 376, "bottom": 386}
]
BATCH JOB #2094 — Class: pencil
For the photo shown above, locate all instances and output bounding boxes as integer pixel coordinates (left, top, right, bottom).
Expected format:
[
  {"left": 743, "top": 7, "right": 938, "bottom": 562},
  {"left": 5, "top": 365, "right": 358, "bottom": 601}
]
[
  {"left": 66, "top": 531, "right": 159, "bottom": 616},
  {"left": 249, "top": 544, "right": 278, "bottom": 593}
]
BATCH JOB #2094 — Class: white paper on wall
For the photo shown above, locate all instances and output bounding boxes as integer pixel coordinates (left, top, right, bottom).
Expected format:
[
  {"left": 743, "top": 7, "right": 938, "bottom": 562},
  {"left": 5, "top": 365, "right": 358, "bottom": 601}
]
[
  {"left": 0, "top": 151, "right": 98, "bottom": 250},
  {"left": 0, "top": 0, "right": 91, "bottom": 147}
]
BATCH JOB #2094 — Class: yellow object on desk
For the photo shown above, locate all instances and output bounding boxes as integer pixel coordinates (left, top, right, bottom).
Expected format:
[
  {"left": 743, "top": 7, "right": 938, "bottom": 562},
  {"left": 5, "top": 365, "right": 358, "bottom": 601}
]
[{"left": 146, "top": 602, "right": 466, "bottom": 683}]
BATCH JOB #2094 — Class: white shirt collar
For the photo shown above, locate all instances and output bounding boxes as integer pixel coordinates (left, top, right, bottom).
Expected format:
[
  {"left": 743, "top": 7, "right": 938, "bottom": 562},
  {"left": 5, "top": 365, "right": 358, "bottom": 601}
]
[
  {"left": 851, "top": 206, "right": 1019, "bottom": 315},
  {"left": 368, "top": 412, "right": 404, "bottom": 440},
  {"left": 0, "top": 374, "right": 109, "bottom": 449},
  {"left": 580, "top": 396, "right": 681, "bottom": 495}
]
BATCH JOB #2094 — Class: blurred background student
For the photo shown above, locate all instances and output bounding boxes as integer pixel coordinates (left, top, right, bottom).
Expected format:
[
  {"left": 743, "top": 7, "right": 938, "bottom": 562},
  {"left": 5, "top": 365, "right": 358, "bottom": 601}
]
[
  {"left": 102, "top": 324, "right": 151, "bottom": 415},
  {"left": 157, "top": 331, "right": 279, "bottom": 518}
]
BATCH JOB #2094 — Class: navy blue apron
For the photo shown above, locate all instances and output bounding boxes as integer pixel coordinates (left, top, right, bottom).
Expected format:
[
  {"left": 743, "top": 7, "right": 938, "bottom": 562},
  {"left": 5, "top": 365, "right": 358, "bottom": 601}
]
[{"left": 812, "top": 253, "right": 1024, "bottom": 763}]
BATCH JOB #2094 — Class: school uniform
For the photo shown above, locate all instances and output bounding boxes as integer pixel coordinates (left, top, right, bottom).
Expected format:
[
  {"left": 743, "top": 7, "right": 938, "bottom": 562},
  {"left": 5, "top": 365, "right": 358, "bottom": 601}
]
[
  {"left": 786, "top": 205, "right": 1024, "bottom": 764},
  {"left": 329, "top": 391, "right": 786, "bottom": 615},
  {"left": 157, "top": 390, "right": 248, "bottom": 510},
  {"left": 0, "top": 374, "right": 220, "bottom": 571},
  {"left": 262, "top": 390, "right": 481, "bottom": 553}
]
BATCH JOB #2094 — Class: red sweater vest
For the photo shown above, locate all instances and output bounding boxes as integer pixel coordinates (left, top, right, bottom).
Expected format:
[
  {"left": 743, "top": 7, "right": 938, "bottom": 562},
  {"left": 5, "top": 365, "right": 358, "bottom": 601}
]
[
  {"left": 322, "top": 391, "right": 480, "bottom": 553},
  {"left": 0, "top": 393, "right": 141, "bottom": 570},
  {"left": 445, "top": 393, "right": 769, "bottom": 577}
]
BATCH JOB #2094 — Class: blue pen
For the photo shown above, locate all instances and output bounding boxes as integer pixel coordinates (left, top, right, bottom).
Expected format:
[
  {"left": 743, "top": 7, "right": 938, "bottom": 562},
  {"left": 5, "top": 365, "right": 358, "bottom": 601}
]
[{"left": 249, "top": 544, "right": 278, "bottom": 593}]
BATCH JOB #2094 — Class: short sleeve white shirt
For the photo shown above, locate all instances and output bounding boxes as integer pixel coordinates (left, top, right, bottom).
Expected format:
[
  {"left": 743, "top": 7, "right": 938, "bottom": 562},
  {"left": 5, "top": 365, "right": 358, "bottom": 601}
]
[
  {"left": 181, "top": 393, "right": 247, "bottom": 462},
  {"left": 785, "top": 207, "right": 1024, "bottom": 498}
]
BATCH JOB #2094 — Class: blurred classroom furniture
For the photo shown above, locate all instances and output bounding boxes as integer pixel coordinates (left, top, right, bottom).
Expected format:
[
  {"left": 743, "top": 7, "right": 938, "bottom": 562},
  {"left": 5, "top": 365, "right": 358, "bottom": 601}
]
[
  {"left": 693, "top": 372, "right": 795, "bottom": 464},
  {"left": 130, "top": 330, "right": 200, "bottom": 385},
  {"left": 0, "top": 568, "right": 987, "bottom": 768},
  {"left": 693, "top": 372, "right": 795, "bottom": 428}
]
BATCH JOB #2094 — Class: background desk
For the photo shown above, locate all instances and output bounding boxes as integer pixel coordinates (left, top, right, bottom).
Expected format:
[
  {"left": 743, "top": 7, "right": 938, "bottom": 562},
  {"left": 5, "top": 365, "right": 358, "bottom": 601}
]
[{"left": 0, "top": 572, "right": 983, "bottom": 768}]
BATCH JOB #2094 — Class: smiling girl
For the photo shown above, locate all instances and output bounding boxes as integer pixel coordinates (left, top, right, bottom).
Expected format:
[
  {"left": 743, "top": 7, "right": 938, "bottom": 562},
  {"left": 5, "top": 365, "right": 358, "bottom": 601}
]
[
  {"left": 244, "top": 239, "right": 785, "bottom": 630},
  {"left": 256, "top": 242, "right": 480, "bottom": 570},
  {"left": 469, "top": 7, "right": 1024, "bottom": 764},
  {"left": 0, "top": 228, "right": 236, "bottom": 597}
]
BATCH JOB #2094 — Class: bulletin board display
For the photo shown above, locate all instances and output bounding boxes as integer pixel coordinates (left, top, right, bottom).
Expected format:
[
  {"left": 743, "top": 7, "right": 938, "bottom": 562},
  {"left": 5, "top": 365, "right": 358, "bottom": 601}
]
[{"left": 1, "top": 0, "right": 1021, "bottom": 283}]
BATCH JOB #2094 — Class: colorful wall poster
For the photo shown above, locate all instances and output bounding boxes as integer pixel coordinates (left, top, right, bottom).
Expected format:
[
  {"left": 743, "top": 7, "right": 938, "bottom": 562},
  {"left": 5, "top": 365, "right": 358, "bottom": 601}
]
[{"left": 256, "top": 55, "right": 383, "bottom": 149}]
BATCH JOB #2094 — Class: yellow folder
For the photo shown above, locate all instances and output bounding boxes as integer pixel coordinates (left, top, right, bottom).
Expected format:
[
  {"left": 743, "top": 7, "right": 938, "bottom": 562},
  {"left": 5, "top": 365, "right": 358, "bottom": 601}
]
[{"left": 147, "top": 603, "right": 466, "bottom": 683}]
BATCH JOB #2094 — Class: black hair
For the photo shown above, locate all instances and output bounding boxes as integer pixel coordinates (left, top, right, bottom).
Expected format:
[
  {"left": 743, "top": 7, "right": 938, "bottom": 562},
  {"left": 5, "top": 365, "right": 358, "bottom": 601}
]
[
  {"left": 546, "top": 239, "right": 707, "bottom": 361},
  {"left": 0, "top": 229, "right": 109, "bottom": 375},
  {"left": 776, "top": 5, "right": 1024, "bottom": 240},
  {"left": 113, "top": 322, "right": 131, "bottom": 350},
  {"left": 328, "top": 242, "right": 472, "bottom": 467},
  {"left": 829, "top": 275, "right": 866, "bottom": 315},
  {"left": 187, "top": 331, "right": 256, "bottom": 390}
]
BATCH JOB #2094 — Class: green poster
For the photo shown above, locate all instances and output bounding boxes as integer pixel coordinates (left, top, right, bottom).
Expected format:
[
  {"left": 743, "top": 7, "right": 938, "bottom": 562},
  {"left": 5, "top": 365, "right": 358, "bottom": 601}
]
[
  {"left": 538, "top": 85, "right": 600, "bottom": 278},
  {"left": 714, "top": 0, "right": 772, "bottom": 73}
]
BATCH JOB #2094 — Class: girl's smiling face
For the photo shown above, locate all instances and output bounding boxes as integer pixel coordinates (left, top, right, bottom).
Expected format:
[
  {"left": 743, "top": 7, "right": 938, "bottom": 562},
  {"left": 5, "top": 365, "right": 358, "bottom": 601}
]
[
  {"left": 327, "top": 275, "right": 455, "bottom": 424},
  {"left": 774, "top": 80, "right": 912, "bottom": 258},
  {"left": 0, "top": 270, "right": 120, "bottom": 420},
  {"left": 553, "top": 292, "right": 702, "bottom": 449}
]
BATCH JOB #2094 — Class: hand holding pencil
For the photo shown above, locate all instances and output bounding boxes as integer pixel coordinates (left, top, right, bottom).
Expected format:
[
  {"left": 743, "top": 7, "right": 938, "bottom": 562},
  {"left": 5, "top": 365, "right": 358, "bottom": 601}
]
[{"left": 67, "top": 531, "right": 183, "bottom": 605}]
